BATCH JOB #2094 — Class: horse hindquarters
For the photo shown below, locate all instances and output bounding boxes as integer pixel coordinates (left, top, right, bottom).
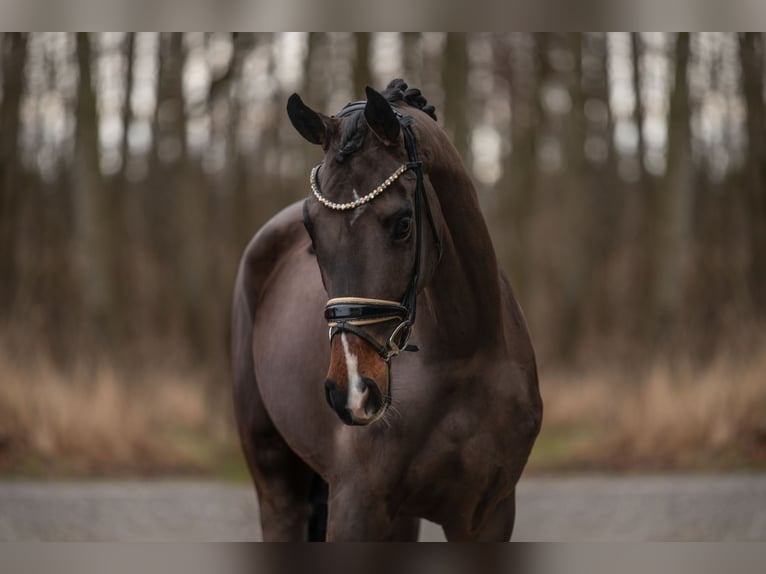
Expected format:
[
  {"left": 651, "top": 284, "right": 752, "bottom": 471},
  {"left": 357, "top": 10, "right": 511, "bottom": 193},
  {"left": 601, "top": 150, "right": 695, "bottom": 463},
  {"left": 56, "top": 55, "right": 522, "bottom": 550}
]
[{"left": 231, "top": 259, "right": 320, "bottom": 541}]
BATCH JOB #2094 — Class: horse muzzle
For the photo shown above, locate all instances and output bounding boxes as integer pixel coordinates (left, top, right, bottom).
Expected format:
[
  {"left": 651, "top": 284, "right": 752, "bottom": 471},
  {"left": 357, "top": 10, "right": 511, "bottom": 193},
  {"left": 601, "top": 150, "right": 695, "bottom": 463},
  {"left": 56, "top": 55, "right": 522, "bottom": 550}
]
[
  {"left": 324, "top": 377, "right": 387, "bottom": 426},
  {"left": 324, "top": 330, "right": 391, "bottom": 426}
]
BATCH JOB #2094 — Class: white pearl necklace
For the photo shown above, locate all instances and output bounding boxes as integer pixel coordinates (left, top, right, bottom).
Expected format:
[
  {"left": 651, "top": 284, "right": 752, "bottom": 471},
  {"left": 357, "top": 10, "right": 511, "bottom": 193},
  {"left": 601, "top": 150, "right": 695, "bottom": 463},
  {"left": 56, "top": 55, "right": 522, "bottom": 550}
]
[{"left": 310, "top": 163, "right": 409, "bottom": 211}]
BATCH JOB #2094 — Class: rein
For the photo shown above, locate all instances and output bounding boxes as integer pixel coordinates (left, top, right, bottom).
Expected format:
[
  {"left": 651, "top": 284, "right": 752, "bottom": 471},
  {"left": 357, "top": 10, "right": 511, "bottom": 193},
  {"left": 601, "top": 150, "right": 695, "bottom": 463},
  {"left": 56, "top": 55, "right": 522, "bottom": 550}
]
[{"left": 311, "top": 101, "right": 440, "bottom": 362}]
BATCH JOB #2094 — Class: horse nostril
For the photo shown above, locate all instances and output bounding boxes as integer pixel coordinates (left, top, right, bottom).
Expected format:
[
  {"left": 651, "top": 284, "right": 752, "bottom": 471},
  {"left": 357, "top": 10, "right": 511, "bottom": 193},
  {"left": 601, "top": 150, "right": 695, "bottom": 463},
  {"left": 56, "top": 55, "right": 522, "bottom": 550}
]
[
  {"left": 362, "top": 377, "right": 384, "bottom": 415},
  {"left": 338, "top": 409, "right": 353, "bottom": 425},
  {"left": 324, "top": 377, "right": 385, "bottom": 423},
  {"left": 324, "top": 379, "right": 338, "bottom": 409}
]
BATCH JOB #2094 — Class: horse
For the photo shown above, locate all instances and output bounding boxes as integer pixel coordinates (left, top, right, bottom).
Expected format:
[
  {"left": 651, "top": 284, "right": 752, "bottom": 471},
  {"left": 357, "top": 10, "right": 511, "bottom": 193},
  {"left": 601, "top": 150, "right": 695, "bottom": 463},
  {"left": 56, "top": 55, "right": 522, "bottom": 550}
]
[{"left": 231, "top": 79, "right": 542, "bottom": 541}]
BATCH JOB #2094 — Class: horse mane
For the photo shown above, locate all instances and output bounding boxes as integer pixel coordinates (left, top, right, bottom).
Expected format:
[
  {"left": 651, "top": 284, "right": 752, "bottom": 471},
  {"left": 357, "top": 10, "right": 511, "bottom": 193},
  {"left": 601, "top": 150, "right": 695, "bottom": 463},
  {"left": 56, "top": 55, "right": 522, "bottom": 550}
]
[
  {"left": 335, "top": 79, "right": 437, "bottom": 163},
  {"left": 382, "top": 79, "right": 438, "bottom": 122}
]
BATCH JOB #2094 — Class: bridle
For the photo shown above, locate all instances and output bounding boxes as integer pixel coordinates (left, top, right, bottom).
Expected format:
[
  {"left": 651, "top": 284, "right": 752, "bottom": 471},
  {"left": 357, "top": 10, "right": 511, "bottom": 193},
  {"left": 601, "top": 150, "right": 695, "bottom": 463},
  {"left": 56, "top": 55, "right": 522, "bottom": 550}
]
[{"left": 310, "top": 101, "right": 441, "bottom": 362}]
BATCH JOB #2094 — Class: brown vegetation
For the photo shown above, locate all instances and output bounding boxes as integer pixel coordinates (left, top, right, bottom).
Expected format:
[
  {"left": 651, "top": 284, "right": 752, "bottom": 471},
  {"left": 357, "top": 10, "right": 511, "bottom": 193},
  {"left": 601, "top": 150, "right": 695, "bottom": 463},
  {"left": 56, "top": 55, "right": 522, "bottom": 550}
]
[
  {"left": 2, "top": 328, "right": 764, "bottom": 476},
  {"left": 0, "top": 336, "right": 233, "bottom": 476},
  {"left": 531, "top": 340, "right": 766, "bottom": 472}
]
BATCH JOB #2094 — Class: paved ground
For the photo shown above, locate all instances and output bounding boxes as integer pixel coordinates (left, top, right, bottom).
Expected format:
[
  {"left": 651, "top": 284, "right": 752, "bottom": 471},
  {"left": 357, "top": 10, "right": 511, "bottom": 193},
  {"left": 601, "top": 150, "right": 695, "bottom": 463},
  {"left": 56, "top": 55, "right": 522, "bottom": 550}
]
[{"left": 1, "top": 474, "right": 764, "bottom": 541}]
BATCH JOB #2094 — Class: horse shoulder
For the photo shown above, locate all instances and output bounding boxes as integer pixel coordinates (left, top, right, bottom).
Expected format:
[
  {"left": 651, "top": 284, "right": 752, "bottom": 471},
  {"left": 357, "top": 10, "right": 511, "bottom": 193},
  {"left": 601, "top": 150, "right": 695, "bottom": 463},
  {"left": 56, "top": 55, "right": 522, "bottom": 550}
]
[
  {"left": 231, "top": 201, "right": 309, "bottom": 428},
  {"left": 233, "top": 201, "right": 308, "bottom": 317}
]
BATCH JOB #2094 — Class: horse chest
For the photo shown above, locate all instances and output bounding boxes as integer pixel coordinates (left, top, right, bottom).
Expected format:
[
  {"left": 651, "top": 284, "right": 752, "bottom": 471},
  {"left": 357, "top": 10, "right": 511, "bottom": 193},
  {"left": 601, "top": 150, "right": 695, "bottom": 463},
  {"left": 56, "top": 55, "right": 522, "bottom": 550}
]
[{"left": 396, "top": 407, "right": 513, "bottom": 525}]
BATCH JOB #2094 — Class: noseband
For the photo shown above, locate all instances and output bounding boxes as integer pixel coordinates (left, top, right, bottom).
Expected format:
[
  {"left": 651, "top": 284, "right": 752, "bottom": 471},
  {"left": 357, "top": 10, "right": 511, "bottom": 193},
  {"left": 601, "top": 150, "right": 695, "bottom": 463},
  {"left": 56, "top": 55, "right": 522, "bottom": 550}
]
[{"left": 311, "top": 101, "right": 441, "bottom": 362}]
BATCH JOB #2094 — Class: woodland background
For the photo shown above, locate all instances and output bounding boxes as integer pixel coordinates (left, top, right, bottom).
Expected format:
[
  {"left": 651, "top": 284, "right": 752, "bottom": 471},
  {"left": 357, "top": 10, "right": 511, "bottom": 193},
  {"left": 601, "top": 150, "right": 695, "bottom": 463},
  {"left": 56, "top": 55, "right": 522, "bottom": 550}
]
[{"left": 0, "top": 33, "right": 764, "bottom": 476}]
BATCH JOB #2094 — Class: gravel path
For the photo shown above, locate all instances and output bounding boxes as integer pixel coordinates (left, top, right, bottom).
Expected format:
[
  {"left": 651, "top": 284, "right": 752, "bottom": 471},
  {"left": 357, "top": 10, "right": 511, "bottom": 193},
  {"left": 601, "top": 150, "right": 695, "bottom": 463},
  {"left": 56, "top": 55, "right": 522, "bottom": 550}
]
[{"left": 1, "top": 474, "right": 764, "bottom": 541}]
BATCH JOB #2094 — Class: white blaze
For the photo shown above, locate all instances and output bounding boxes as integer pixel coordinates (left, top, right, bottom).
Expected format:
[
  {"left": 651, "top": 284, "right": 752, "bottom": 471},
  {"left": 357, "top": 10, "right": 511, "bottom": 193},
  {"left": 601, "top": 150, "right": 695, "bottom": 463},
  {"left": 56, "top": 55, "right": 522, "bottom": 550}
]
[{"left": 341, "top": 333, "right": 367, "bottom": 411}]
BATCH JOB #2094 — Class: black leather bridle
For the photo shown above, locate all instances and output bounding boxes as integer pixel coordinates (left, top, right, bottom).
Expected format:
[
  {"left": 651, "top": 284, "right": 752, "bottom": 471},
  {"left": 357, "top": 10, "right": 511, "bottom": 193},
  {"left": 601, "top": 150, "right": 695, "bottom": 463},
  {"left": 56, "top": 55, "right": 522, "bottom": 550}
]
[{"left": 313, "top": 101, "right": 441, "bottom": 362}]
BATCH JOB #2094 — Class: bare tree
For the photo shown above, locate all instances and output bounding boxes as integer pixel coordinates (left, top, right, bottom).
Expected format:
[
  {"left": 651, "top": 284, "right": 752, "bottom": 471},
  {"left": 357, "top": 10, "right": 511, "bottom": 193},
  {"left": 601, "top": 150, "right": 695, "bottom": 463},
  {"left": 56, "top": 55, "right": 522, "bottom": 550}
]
[
  {"left": 304, "top": 33, "right": 329, "bottom": 113},
  {"left": 739, "top": 33, "right": 766, "bottom": 317},
  {"left": 442, "top": 33, "right": 471, "bottom": 166},
  {"left": 352, "top": 33, "right": 371, "bottom": 98},
  {"left": 492, "top": 33, "right": 540, "bottom": 302},
  {"left": 555, "top": 33, "right": 595, "bottom": 356},
  {"left": 0, "top": 33, "right": 28, "bottom": 318},
  {"left": 73, "top": 33, "right": 116, "bottom": 336},
  {"left": 402, "top": 33, "right": 422, "bottom": 86},
  {"left": 653, "top": 33, "right": 693, "bottom": 330},
  {"left": 631, "top": 33, "right": 648, "bottom": 190},
  {"left": 1, "top": 32, "right": 762, "bottom": 374},
  {"left": 118, "top": 33, "right": 135, "bottom": 185}
]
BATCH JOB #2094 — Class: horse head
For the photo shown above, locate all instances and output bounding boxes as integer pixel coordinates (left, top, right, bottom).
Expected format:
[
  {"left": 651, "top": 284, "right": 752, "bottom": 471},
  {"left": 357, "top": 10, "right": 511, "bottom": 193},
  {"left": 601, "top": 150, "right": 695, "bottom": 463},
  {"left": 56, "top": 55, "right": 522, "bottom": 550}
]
[{"left": 287, "top": 80, "right": 443, "bottom": 426}]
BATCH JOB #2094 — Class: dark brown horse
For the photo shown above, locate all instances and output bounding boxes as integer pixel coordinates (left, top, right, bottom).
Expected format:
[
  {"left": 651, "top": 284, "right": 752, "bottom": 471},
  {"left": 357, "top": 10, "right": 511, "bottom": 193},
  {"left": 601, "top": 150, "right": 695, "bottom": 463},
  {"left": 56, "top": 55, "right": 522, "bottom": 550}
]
[{"left": 231, "top": 79, "right": 542, "bottom": 541}]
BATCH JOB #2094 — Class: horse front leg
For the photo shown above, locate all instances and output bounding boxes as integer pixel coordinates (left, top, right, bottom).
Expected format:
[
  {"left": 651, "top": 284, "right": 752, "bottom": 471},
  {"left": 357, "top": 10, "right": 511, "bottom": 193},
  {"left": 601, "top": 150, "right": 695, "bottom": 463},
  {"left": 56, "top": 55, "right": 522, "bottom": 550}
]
[
  {"left": 325, "top": 484, "right": 401, "bottom": 541},
  {"left": 442, "top": 491, "right": 516, "bottom": 542},
  {"left": 474, "top": 492, "right": 516, "bottom": 541}
]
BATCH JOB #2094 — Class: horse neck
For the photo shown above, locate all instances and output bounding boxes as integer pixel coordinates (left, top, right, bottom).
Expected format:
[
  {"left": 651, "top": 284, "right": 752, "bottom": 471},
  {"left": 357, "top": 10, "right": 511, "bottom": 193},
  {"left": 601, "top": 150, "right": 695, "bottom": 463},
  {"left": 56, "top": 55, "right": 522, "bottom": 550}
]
[{"left": 421, "top": 137, "right": 506, "bottom": 354}]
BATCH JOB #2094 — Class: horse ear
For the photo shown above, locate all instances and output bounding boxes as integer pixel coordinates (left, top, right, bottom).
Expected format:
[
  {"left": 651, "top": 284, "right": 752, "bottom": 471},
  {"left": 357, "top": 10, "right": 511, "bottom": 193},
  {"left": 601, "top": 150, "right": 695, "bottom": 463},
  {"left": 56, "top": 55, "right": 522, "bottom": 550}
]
[
  {"left": 364, "top": 86, "right": 400, "bottom": 145},
  {"left": 287, "top": 93, "right": 329, "bottom": 146}
]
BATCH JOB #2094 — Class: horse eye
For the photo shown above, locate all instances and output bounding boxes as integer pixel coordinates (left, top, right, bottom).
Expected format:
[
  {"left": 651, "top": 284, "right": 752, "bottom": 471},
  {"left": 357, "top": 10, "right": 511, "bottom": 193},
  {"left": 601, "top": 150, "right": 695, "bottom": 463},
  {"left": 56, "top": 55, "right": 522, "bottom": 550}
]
[{"left": 393, "top": 216, "right": 413, "bottom": 240}]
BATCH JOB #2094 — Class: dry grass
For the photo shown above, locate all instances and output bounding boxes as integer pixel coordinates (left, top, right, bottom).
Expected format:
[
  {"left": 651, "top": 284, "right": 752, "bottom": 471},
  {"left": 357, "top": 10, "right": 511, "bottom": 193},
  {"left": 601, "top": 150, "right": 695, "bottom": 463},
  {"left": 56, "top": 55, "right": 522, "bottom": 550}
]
[
  {"left": 532, "top": 347, "right": 766, "bottom": 471},
  {"left": 1, "top": 333, "right": 765, "bottom": 476},
  {"left": 0, "top": 347, "right": 232, "bottom": 476}
]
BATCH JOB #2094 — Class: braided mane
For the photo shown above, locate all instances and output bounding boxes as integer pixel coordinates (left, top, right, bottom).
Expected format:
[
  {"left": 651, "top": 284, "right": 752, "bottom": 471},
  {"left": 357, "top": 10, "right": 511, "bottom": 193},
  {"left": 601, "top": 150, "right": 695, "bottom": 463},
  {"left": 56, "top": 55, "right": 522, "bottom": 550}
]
[{"left": 381, "top": 79, "right": 438, "bottom": 121}]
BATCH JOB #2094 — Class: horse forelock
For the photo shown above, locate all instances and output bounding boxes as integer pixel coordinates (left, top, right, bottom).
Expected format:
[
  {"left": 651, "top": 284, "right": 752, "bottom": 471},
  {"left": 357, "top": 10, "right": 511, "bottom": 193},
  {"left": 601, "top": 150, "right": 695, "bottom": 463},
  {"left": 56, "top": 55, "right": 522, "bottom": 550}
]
[{"left": 335, "top": 111, "right": 367, "bottom": 163}]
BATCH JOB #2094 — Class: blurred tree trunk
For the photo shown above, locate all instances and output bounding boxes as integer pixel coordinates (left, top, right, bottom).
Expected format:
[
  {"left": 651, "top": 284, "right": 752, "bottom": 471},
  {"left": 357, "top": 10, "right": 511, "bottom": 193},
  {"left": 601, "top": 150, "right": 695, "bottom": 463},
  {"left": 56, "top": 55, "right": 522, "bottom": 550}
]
[
  {"left": 149, "top": 33, "right": 194, "bottom": 349},
  {"left": 253, "top": 34, "right": 288, "bottom": 221},
  {"left": 402, "top": 33, "right": 422, "bottom": 86},
  {"left": 738, "top": 33, "right": 766, "bottom": 317},
  {"left": 152, "top": 34, "right": 188, "bottom": 165},
  {"left": 352, "top": 33, "right": 371, "bottom": 98},
  {"left": 147, "top": 33, "right": 175, "bottom": 338},
  {"left": 110, "top": 33, "right": 136, "bottom": 342},
  {"left": 584, "top": 33, "right": 619, "bottom": 334},
  {"left": 225, "top": 34, "right": 256, "bottom": 253},
  {"left": 0, "top": 33, "right": 28, "bottom": 318},
  {"left": 119, "top": 33, "right": 135, "bottom": 185},
  {"left": 442, "top": 33, "right": 471, "bottom": 166},
  {"left": 493, "top": 33, "right": 540, "bottom": 302},
  {"left": 204, "top": 33, "right": 256, "bottom": 254},
  {"left": 558, "top": 33, "right": 589, "bottom": 358},
  {"left": 630, "top": 33, "right": 655, "bottom": 338},
  {"left": 631, "top": 34, "right": 648, "bottom": 189},
  {"left": 204, "top": 32, "right": 257, "bottom": 397},
  {"left": 601, "top": 35, "right": 617, "bottom": 173},
  {"left": 565, "top": 34, "right": 587, "bottom": 173},
  {"left": 74, "top": 33, "right": 116, "bottom": 338},
  {"left": 299, "top": 33, "right": 327, "bottom": 182},
  {"left": 155, "top": 33, "right": 210, "bottom": 359},
  {"left": 652, "top": 33, "right": 693, "bottom": 331},
  {"left": 304, "top": 33, "right": 328, "bottom": 112}
]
